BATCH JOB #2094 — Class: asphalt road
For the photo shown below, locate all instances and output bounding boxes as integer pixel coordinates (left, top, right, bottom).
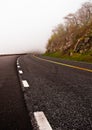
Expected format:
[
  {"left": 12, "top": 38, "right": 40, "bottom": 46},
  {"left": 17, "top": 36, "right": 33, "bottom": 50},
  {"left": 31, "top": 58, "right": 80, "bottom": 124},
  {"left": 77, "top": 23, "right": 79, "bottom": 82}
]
[
  {"left": 19, "top": 54, "right": 92, "bottom": 130},
  {"left": 0, "top": 55, "right": 32, "bottom": 130}
]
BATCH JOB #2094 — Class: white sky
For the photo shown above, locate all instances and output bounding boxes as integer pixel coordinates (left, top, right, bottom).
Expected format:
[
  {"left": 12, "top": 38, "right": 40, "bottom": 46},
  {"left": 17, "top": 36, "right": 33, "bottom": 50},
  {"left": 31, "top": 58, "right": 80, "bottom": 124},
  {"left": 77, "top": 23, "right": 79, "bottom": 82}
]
[{"left": 0, "top": 0, "right": 88, "bottom": 54}]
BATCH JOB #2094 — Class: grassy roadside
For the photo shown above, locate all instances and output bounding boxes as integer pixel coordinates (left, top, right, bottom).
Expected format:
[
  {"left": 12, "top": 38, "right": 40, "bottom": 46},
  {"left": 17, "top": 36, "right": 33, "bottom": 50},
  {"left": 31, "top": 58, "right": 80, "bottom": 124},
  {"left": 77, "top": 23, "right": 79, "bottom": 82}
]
[{"left": 43, "top": 51, "right": 92, "bottom": 63}]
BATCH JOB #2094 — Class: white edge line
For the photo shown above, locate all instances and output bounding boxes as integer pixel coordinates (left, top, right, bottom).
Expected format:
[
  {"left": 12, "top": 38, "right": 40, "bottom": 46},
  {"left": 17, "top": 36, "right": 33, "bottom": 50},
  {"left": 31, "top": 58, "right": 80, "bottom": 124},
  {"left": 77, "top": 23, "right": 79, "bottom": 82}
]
[
  {"left": 22, "top": 80, "right": 29, "bottom": 87},
  {"left": 34, "top": 111, "right": 53, "bottom": 130}
]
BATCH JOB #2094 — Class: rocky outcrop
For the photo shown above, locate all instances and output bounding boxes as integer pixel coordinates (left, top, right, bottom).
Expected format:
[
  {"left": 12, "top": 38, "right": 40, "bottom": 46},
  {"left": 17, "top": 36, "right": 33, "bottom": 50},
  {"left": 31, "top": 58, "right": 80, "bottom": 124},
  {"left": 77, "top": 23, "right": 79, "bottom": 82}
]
[{"left": 74, "top": 31, "right": 92, "bottom": 53}]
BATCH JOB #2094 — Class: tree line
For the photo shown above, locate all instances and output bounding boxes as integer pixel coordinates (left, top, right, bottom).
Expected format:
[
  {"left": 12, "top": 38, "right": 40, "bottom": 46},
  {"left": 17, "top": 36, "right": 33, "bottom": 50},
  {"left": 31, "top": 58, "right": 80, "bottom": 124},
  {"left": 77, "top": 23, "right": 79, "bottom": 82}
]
[{"left": 46, "top": 2, "right": 92, "bottom": 55}]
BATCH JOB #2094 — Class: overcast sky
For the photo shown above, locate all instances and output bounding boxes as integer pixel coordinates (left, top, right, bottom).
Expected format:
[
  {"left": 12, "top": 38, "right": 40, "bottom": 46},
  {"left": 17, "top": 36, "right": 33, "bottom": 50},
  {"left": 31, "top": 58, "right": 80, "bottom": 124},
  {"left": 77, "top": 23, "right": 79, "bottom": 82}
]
[{"left": 0, "top": 0, "right": 88, "bottom": 54}]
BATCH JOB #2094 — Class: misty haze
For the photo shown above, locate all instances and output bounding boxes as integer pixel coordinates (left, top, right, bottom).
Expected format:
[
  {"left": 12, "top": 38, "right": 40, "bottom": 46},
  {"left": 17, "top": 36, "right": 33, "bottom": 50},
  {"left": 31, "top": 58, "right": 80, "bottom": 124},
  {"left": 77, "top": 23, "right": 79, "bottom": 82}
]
[{"left": 0, "top": 0, "right": 87, "bottom": 54}]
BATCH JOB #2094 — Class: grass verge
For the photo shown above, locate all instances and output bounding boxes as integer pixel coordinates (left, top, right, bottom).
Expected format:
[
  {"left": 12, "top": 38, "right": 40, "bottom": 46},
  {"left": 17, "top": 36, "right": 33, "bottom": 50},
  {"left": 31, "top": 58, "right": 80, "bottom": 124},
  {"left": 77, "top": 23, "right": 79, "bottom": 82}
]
[{"left": 43, "top": 51, "right": 92, "bottom": 63}]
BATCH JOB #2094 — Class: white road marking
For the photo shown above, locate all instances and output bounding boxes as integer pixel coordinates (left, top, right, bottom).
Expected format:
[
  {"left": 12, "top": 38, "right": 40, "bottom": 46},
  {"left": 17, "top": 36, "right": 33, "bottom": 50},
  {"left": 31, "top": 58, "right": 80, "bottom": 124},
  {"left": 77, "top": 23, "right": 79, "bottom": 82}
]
[
  {"left": 34, "top": 111, "right": 53, "bottom": 130},
  {"left": 22, "top": 80, "right": 29, "bottom": 87},
  {"left": 17, "top": 62, "right": 19, "bottom": 65},
  {"left": 19, "top": 70, "right": 23, "bottom": 74},
  {"left": 17, "top": 65, "right": 20, "bottom": 68},
  {"left": 17, "top": 58, "right": 19, "bottom": 62}
]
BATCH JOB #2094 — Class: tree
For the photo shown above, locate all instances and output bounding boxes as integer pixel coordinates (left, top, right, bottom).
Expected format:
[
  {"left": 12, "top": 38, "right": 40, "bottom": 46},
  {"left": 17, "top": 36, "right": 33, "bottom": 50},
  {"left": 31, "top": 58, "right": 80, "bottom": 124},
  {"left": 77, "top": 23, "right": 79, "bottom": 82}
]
[{"left": 46, "top": 1, "right": 92, "bottom": 54}]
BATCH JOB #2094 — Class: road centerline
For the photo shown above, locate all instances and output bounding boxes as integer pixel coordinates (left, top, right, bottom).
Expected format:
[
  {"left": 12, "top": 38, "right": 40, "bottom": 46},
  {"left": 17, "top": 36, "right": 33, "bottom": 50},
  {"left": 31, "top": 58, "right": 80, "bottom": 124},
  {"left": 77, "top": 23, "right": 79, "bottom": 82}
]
[
  {"left": 22, "top": 80, "right": 29, "bottom": 88},
  {"left": 19, "top": 70, "right": 23, "bottom": 74},
  {"left": 34, "top": 111, "right": 53, "bottom": 130},
  {"left": 33, "top": 55, "right": 92, "bottom": 73},
  {"left": 17, "top": 65, "right": 20, "bottom": 68}
]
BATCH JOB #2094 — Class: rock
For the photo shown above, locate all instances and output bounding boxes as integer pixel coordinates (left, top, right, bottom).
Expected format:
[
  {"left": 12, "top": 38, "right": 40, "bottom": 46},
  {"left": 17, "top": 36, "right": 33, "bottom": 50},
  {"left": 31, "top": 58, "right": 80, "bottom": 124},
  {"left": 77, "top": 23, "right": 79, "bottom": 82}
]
[{"left": 84, "top": 37, "right": 89, "bottom": 43}]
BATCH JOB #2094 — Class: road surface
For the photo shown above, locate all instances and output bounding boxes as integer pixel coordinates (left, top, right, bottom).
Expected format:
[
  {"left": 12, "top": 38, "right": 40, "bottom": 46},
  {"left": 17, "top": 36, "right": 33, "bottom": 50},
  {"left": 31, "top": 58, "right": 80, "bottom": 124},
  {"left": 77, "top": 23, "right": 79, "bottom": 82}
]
[
  {"left": 18, "top": 54, "right": 92, "bottom": 130},
  {"left": 0, "top": 55, "right": 32, "bottom": 130}
]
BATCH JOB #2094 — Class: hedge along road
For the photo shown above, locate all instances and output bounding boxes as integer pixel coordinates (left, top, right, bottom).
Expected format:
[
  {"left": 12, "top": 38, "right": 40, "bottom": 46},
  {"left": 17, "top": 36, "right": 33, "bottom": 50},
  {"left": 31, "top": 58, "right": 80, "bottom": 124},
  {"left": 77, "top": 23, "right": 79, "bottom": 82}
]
[
  {"left": 0, "top": 55, "right": 32, "bottom": 130},
  {"left": 19, "top": 54, "right": 92, "bottom": 130}
]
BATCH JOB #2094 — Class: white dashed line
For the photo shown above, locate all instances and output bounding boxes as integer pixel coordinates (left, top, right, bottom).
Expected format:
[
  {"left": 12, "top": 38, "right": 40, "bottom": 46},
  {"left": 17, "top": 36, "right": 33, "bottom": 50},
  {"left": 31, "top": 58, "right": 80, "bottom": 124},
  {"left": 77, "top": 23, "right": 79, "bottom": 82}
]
[
  {"left": 19, "top": 70, "right": 23, "bottom": 74},
  {"left": 17, "top": 63, "right": 19, "bottom": 65},
  {"left": 34, "top": 111, "right": 52, "bottom": 130},
  {"left": 22, "top": 80, "right": 29, "bottom": 87},
  {"left": 17, "top": 65, "right": 20, "bottom": 68}
]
